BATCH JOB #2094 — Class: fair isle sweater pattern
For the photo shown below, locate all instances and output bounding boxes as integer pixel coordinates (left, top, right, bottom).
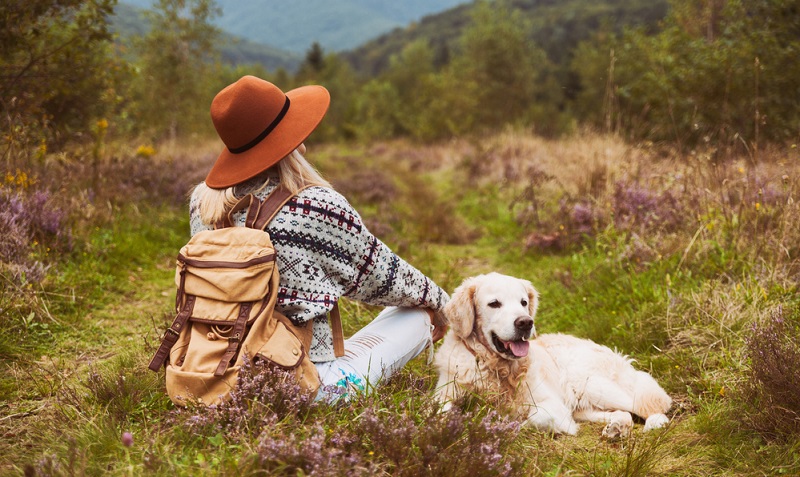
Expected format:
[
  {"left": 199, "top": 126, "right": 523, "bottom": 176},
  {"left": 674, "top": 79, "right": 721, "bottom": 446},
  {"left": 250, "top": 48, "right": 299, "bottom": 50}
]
[{"left": 189, "top": 182, "right": 449, "bottom": 362}]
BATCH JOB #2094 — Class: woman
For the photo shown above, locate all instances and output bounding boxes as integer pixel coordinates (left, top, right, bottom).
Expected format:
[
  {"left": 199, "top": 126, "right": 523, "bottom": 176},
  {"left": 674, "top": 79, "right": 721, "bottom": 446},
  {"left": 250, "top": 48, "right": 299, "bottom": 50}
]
[{"left": 189, "top": 76, "right": 449, "bottom": 401}]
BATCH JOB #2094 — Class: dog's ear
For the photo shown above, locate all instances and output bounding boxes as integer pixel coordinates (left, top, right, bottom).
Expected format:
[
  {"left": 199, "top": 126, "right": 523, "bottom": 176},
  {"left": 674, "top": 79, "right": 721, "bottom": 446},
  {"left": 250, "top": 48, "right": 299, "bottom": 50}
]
[
  {"left": 522, "top": 279, "right": 539, "bottom": 319},
  {"left": 444, "top": 277, "right": 478, "bottom": 339}
]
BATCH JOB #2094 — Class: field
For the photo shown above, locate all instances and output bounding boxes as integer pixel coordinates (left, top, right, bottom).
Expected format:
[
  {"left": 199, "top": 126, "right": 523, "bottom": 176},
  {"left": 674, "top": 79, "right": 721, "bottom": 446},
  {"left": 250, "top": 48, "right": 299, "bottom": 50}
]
[{"left": 2, "top": 132, "right": 800, "bottom": 475}]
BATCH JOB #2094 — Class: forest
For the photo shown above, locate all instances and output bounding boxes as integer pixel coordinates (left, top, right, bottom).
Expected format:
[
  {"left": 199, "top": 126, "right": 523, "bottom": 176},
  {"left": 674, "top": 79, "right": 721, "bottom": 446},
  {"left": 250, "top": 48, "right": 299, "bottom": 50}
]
[
  {"left": 6, "top": 0, "right": 800, "bottom": 147},
  {"left": 2, "top": 0, "right": 800, "bottom": 475}
]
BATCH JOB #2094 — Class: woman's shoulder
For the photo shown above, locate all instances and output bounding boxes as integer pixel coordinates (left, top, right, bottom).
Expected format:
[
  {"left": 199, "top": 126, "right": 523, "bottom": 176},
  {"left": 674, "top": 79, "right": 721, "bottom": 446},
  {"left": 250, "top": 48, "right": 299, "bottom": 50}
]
[
  {"left": 294, "top": 186, "right": 355, "bottom": 211},
  {"left": 253, "top": 185, "right": 361, "bottom": 222},
  {"left": 287, "top": 186, "right": 365, "bottom": 233}
]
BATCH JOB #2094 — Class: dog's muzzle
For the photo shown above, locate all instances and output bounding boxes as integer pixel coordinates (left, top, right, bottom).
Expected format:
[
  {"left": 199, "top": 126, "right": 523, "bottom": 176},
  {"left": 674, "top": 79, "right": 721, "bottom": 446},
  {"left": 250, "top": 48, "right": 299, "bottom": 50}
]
[{"left": 489, "top": 316, "right": 535, "bottom": 358}]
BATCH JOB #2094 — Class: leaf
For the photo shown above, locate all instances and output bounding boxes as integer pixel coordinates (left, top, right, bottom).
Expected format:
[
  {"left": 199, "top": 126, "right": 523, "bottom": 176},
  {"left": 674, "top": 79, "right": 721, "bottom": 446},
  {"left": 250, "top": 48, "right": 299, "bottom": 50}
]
[{"left": 207, "top": 433, "right": 224, "bottom": 447}]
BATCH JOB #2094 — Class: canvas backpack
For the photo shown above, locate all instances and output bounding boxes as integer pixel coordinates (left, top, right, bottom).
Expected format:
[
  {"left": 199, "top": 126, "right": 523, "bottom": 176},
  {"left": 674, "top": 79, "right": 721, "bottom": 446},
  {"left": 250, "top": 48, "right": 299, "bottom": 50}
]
[{"left": 148, "top": 186, "right": 344, "bottom": 406}]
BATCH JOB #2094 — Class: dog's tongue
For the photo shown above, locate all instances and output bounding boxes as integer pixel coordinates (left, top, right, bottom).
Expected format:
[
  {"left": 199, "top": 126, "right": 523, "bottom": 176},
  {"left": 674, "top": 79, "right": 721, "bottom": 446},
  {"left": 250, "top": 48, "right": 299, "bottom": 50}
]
[{"left": 508, "top": 340, "right": 530, "bottom": 357}]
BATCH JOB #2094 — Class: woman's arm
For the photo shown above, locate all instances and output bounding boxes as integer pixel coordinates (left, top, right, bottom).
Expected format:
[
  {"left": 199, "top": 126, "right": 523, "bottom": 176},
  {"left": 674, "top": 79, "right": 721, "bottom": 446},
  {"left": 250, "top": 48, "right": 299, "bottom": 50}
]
[{"left": 342, "top": 232, "right": 449, "bottom": 312}]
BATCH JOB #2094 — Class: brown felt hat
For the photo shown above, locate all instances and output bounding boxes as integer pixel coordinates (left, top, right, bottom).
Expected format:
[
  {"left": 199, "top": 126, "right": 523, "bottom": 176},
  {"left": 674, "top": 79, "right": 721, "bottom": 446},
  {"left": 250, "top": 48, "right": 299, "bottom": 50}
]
[{"left": 204, "top": 76, "right": 330, "bottom": 189}]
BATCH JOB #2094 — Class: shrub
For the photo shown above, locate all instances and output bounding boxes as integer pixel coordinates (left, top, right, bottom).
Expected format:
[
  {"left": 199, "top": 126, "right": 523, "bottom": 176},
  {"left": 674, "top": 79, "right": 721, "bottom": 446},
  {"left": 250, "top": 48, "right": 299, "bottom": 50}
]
[
  {"left": 0, "top": 185, "right": 72, "bottom": 284},
  {"left": 82, "top": 352, "right": 168, "bottom": 424},
  {"left": 253, "top": 423, "right": 370, "bottom": 476},
  {"left": 741, "top": 306, "right": 800, "bottom": 441},
  {"left": 525, "top": 181, "right": 686, "bottom": 253},
  {"left": 173, "top": 356, "right": 315, "bottom": 437},
  {"left": 612, "top": 181, "right": 685, "bottom": 234},
  {"left": 354, "top": 400, "right": 523, "bottom": 477}
]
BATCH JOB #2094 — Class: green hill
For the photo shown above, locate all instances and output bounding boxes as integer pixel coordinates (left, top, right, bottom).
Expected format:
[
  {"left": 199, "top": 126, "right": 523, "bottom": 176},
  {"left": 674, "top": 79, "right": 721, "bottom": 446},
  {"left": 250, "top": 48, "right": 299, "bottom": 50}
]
[
  {"left": 343, "top": 0, "right": 669, "bottom": 76},
  {"left": 111, "top": 3, "right": 303, "bottom": 72}
]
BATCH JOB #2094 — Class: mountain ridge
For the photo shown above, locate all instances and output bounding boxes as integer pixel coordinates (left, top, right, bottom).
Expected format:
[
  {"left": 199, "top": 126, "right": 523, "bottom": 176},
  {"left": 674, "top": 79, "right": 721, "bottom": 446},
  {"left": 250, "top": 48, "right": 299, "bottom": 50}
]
[
  {"left": 118, "top": 0, "right": 468, "bottom": 53},
  {"left": 343, "top": 0, "right": 669, "bottom": 76},
  {"left": 111, "top": 3, "right": 303, "bottom": 72}
]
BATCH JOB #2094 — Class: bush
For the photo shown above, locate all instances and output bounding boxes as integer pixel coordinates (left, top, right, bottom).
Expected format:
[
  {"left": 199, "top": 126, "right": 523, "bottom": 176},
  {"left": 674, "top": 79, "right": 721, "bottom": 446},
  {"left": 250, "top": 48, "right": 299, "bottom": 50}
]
[
  {"left": 741, "top": 306, "right": 800, "bottom": 441},
  {"left": 0, "top": 183, "right": 72, "bottom": 284},
  {"left": 173, "top": 356, "right": 315, "bottom": 437}
]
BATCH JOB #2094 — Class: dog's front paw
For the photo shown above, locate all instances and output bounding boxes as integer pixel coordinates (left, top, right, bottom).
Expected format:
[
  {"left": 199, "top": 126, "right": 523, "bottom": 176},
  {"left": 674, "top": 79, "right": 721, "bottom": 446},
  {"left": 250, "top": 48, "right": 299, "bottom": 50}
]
[
  {"left": 562, "top": 420, "right": 579, "bottom": 436},
  {"left": 602, "top": 411, "right": 633, "bottom": 441},
  {"left": 644, "top": 413, "right": 669, "bottom": 431},
  {"left": 440, "top": 401, "right": 453, "bottom": 413}
]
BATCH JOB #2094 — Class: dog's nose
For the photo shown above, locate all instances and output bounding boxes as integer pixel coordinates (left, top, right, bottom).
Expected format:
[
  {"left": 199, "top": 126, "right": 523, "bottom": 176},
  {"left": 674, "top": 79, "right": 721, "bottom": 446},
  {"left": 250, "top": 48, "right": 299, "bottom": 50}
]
[{"left": 515, "top": 316, "right": 533, "bottom": 333}]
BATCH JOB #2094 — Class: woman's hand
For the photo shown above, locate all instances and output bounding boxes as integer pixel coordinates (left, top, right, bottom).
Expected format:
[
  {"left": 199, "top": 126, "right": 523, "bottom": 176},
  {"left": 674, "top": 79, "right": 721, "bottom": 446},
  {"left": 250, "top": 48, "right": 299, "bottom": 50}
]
[{"left": 426, "top": 309, "right": 448, "bottom": 342}]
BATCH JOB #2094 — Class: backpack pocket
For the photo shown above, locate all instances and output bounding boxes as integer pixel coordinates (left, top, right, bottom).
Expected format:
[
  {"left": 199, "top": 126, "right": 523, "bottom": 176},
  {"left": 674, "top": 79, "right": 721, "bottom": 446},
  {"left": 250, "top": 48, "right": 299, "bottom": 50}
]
[
  {"left": 166, "top": 363, "right": 240, "bottom": 406},
  {"left": 252, "top": 320, "right": 320, "bottom": 394}
]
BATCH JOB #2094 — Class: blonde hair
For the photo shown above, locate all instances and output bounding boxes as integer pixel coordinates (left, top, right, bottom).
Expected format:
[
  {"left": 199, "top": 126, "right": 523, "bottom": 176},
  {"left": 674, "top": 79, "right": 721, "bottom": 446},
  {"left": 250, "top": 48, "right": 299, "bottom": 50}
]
[{"left": 193, "top": 149, "right": 332, "bottom": 226}]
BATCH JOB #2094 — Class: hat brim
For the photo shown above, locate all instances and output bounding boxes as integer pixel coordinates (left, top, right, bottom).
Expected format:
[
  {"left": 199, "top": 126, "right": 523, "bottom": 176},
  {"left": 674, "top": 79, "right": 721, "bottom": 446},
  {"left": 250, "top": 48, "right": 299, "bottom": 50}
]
[{"left": 204, "top": 85, "right": 330, "bottom": 189}]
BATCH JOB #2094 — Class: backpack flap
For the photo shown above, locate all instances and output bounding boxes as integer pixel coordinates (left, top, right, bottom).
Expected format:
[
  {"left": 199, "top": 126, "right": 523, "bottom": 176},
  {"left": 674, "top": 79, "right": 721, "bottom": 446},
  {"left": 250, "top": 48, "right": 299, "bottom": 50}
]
[{"left": 177, "top": 227, "right": 277, "bottom": 304}]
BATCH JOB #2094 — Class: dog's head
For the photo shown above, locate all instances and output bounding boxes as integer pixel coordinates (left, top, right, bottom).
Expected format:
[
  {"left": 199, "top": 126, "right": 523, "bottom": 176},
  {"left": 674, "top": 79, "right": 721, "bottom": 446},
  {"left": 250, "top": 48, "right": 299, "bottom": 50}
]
[{"left": 444, "top": 272, "right": 539, "bottom": 359}]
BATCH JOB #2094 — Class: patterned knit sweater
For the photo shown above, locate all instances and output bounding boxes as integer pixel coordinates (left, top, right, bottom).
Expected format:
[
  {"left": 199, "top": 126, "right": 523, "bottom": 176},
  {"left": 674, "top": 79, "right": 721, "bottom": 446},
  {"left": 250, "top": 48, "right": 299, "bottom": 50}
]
[{"left": 189, "top": 178, "right": 449, "bottom": 363}]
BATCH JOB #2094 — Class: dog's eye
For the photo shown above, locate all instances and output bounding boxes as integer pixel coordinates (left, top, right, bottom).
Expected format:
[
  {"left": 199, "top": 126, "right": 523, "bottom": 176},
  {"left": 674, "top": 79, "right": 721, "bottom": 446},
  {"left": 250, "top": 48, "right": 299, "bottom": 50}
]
[
  {"left": 488, "top": 300, "right": 502, "bottom": 308},
  {"left": 521, "top": 299, "right": 528, "bottom": 307}
]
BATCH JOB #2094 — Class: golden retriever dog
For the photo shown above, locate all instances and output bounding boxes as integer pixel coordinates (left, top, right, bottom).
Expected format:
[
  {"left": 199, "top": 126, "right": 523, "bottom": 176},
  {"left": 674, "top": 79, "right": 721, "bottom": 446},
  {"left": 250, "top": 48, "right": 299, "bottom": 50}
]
[{"left": 434, "top": 273, "right": 671, "bottom": 437}]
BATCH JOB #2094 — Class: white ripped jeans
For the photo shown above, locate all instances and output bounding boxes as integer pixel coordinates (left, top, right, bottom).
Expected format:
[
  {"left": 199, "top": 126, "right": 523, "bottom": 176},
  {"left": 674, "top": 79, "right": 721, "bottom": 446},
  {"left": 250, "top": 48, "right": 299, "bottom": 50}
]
[{"left": 314, "top": 307, "right": 432, "bottom": 402}]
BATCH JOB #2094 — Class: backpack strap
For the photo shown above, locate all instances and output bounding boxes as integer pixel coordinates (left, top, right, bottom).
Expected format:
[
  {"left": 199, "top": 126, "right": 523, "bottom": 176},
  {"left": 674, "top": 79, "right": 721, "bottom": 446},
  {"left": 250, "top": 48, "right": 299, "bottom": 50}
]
[
  {"left": 148, "top": 294, "right": 196, "bottom": 371},
  {"left": 214, "top": 301, "right": 253, "bottom": 377},
  {"left": 253, "top": 185, "right": 346, "bottom": 358},
  {"left": 330, "top": 302, "right": 345, "bottom": 358},
  {"left": 215, "top": 194, "right": 262, "bottom": 229},
  {"left": 251, "top": 185, "right": 300, "bottom": 231}
]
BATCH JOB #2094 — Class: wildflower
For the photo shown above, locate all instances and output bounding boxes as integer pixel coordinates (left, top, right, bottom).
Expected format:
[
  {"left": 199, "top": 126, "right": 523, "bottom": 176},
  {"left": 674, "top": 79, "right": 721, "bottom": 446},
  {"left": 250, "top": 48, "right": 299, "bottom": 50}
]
[
  {"left": 35, "top": 141, "right": 47, "bottom": 160},
  {"left": 121, "top": 432, "right": 133, "bottom": 447},
  {"left": 755, "top": 202, "right": 761, "bottom": 211},
  {"left": 136, "top": 145, "right": 156, "bottom": 158}
]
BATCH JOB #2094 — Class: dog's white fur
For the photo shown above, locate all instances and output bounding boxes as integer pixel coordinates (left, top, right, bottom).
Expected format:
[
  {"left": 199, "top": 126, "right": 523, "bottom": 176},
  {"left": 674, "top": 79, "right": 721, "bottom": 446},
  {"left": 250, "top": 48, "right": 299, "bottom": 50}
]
[{"left": 434, "top": 273, "right": 671, "bottom": 437}]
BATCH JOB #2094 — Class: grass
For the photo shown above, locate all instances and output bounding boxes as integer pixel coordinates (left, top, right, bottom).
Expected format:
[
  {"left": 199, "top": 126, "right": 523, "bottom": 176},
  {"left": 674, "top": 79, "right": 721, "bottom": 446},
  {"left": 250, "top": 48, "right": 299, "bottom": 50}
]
[{"left": 2, "top": 132, "right": 800, "bottom": 475}]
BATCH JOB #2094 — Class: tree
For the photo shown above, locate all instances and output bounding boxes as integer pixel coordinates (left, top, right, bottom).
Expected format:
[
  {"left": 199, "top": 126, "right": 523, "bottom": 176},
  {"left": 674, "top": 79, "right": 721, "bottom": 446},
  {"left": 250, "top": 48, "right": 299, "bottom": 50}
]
[
  {"left": 448, "top": 0, "right": 556, "bottom": 132},
  {"left": 382, "top": 40, "right": 439, "bottom": 139},
  {"left": 132, "top": 0, "right": 222, "bottom": 138},
  {"left": 351, "top": 39, "right": 477, "bottom": 142},
  {"left": 0, "top": 0, "right": 117, "bottom": 145},
  {"left": 296, "top": 42, "right": 325, "bottom": 80},
  {"left": 308, "top": 53, "right": 359, "bottom": 142},
  {"left": 574, "top": 0, "right": 800, "bottom": 147}
]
